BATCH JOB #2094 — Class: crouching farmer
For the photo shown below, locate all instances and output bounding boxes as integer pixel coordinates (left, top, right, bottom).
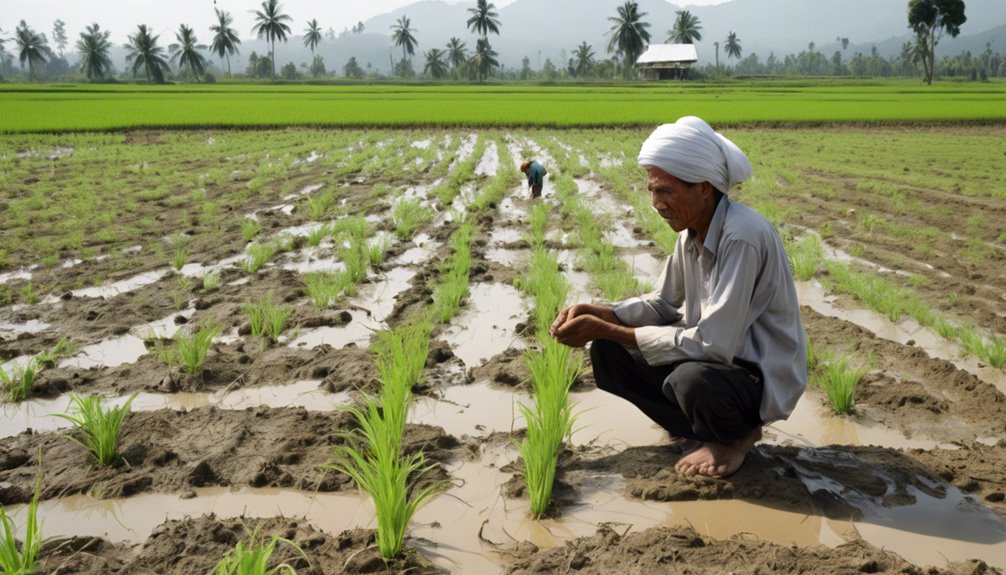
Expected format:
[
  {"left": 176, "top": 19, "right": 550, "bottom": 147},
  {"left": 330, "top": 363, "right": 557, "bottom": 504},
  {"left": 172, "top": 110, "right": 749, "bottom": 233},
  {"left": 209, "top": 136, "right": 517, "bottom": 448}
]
[{"left": 549, "top": 116, "right": 806, "bottom": 478}]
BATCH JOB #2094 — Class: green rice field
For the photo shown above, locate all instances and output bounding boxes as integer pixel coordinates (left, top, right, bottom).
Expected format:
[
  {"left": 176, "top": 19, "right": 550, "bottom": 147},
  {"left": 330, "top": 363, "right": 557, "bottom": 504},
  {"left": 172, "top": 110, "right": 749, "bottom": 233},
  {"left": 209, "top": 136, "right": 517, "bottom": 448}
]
[{"left": 2, "top": 80, "right": 1005, "bottom": 132}]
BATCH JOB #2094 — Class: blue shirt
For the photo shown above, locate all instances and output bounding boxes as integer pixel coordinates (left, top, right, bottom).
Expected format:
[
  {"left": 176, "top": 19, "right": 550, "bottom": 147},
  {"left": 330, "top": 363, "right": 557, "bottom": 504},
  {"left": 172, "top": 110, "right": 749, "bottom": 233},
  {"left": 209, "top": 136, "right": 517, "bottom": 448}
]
[{"left": 527, "top": 161, "right": 546, "bottom": 186}]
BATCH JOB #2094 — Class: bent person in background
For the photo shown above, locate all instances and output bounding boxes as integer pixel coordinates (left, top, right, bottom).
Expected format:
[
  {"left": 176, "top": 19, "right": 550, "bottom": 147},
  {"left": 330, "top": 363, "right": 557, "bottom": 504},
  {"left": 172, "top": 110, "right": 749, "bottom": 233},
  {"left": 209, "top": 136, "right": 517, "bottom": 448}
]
[
  {"left": 550, "top": 116, "right": 807, "bottom": 478},
  {"left": 519, "top": 159, "right": 547, "bottom": 199}
]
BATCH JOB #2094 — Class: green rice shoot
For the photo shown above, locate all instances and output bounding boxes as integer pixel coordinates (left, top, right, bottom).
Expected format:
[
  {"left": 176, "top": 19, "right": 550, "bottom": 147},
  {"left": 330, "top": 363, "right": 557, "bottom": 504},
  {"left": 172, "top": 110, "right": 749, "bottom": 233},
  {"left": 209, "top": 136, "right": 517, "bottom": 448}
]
[
  {"left": 0, "top": 467, "right": 41, "bottom": 574},
  {"left": 1, "top": 361, "right": 40, "bottom": 403},
  {"left": 243, "top": 296, "right": 294, "bottom": 343},
  {"left": 814, "top": 354, "right": 869, "bottom": 415},
  {"left": 51, "top": 392, "right": 139, "bottom": 466},
  {"left": 213, "top": 523, "right": 308, "bottom": 575}
]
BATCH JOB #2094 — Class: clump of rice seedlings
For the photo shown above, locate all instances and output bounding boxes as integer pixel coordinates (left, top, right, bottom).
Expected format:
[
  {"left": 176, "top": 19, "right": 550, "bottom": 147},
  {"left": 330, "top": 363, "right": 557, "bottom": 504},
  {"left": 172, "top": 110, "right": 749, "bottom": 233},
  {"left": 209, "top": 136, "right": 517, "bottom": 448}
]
[
  {"left": 157, "top": 321, "right": 221, "bottom": 375},
  {"left": 519, "top": 339, "right": 582, "bottom": 518},
  {"left": 171, "top": 246, "right": 187, "bottom": 271},
  {"left": 1, "top": 360, "right": 40, "bottom": 403},
  {"left": 434, "top": 137, "right": 486, "bottom": 206},
  {"left": 527, "top": 201, "right": 549, "bottom": 247},
  {"left": 373, "top": 321, "right": 433, "bottom": 399},
  {"left": 51, "top": 392, "right": 139, "bottom": 466},
  {"left": 241, "top": 218, "right": 261, "bottom": 242},
  {"left": 933, "top": 316, "right": 960, "bottom": 339},
  {"left": 302, "top": 272, "right": 342, "bottom": 309},
  {"left": 241, "top": 242, "right": 279, "bottom": 274},
  {"left": 213, "top": 524, "right": 308, "bottom": 575},
  {"left": 391, "top": 197, "right": 434, "bottom": 240},
  {"left": 243, "top": 296, "right": 293, "bottom": 343},
  {"left": 429, "top": 222, "right": 473, "bottom": 323},
  {"left": 814, "top": 354, "right": 868, "bottom": 415},
  {"left": 20, "top": 282, "right": 39, "bottom": 305},
  {"left": 367, "top": 236, "right": 388, "bottom": 267},
  {"left": 202, "top": 272, "right": 222, "bottom": 291},
  {"left": 0, "top": 469, "right": 41, "bottom": 574},
  {"left": 172, "top": 276, "right": 193, "bottom": 310},
  {"left": 958, "top": 325, "right": 1006, "bottom": 368},
  {"left": 326, "top": 392, "right": 442, "bottom": 560},
  {"left": 787, "top": 234, "right": 823, "bottom": 281},
  {"left": 305, "top": 188, "right": 335, "bottom": 220},
  {"left": 34, "top": 337, "right": 78, "bottom": 369},
  {"left": 305, "top": 224, "right": 331, "bottom": 247}
]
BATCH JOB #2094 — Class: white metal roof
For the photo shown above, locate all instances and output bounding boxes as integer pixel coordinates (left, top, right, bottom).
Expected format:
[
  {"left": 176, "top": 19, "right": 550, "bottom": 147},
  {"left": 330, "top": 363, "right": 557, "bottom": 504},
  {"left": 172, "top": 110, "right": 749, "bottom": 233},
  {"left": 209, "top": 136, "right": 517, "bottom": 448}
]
[{"left": 636, "top": 44, "right": 699, "bottom": 64}]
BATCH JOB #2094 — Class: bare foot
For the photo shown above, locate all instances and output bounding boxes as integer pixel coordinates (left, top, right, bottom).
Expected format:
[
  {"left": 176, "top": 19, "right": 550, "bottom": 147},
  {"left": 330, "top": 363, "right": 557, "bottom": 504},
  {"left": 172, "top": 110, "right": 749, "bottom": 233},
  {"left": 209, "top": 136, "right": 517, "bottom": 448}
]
[{"left": 674, "top": 427, "right": 762, "bottom": 478}]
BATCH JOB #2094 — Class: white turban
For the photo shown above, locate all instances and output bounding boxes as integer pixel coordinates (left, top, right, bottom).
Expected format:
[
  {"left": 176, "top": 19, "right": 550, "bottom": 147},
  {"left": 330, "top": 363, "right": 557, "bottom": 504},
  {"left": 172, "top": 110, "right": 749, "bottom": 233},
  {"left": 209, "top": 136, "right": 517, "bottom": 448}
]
[{"left": 637, "top": 116, "right": 752, "bottom": 194}]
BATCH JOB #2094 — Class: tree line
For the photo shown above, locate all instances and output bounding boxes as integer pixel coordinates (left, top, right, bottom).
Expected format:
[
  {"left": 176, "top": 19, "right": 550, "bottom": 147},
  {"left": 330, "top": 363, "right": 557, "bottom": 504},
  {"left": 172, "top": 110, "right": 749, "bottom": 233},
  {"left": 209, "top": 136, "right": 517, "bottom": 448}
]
[{"left": 2, "top": 0, "right": 994, "bottom": 84}]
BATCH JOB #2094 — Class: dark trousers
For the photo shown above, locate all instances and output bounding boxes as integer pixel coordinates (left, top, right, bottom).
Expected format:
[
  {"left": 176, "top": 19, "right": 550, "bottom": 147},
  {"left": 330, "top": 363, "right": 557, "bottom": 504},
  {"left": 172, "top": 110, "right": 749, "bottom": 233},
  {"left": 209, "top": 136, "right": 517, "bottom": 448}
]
[
  {"left": 530, "top": 183, "right": 542, "bottom": 198},
  {"left": 590, "top": 339, "right": 764, "bottom": 444}
]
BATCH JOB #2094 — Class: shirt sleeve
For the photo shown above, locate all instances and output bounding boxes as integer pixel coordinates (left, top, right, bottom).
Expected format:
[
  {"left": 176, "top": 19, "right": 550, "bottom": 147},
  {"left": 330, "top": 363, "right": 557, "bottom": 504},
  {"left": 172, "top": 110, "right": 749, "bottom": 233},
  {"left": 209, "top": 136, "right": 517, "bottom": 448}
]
[
  {"left": 612, "top": 253, "right": 683, "bottom": 327},
  {"left": 634, "top": 239, "right": 760, "bottom": 366}
]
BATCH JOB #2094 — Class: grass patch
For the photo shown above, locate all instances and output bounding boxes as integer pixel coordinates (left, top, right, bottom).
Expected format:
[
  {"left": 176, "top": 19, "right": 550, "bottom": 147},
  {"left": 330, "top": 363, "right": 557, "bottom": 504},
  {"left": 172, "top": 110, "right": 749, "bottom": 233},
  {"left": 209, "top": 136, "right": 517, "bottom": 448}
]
[{"left": 391, "top": 197, "right": 434, "bottom": 240}]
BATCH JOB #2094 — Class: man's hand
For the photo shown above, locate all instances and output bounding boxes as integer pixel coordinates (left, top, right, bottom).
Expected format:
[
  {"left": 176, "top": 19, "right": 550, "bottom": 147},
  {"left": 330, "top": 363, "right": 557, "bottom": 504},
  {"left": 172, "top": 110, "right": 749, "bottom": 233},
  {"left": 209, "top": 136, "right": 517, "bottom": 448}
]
[{"left": 550, "top": 304, "right": 632, "bottom": 348}]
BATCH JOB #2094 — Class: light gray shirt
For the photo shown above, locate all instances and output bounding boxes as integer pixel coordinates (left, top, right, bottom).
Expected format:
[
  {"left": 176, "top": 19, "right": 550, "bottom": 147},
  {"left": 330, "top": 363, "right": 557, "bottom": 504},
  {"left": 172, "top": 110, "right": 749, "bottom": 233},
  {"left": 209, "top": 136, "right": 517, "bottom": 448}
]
[{"left": 612, "top": 197, "right": 807, "bottom": 423}]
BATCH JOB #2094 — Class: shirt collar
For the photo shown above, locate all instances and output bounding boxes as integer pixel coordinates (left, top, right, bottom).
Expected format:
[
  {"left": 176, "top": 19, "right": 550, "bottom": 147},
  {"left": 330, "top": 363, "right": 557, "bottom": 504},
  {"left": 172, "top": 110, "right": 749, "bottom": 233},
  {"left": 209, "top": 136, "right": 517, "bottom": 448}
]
[{"left": 684, "top": 195, "right": 730, "bottom": 258}]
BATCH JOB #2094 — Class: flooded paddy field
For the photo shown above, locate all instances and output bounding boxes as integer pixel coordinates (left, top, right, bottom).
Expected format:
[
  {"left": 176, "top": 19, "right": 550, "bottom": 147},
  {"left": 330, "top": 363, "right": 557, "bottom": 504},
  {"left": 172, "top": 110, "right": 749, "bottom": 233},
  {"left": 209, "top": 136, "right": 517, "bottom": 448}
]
[{"left": 1, "top": 126, "right": 1005, "bottom": 574}]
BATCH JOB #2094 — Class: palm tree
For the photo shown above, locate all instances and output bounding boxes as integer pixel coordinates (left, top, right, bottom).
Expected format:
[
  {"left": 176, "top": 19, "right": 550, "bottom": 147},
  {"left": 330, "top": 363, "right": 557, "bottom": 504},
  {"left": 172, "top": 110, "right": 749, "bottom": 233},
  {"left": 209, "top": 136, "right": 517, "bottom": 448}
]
[
  {"left": 14, "top": 21, "right": 52, "bottom": 81},
  {"left": 724, "top": 31, "right": 742, "bottom": 64},
  {"left": 573, "top": 41, "right": 595, "bottom": 77},
  {"left": 466, "top": 0, "right": 501, "bottom": 39},
  {"left": 210, "top": 8, "right": 241, "bottom": 78},
  {"left": 390, "top": 16, "right": 417, "bottom": 62},
  {"left": 446, "top": 37, "right": 468, "bottom": 69},
  {"left": 125, "top": 24, "right": 170, "bottom": 83},
  {"left": 76, "top": 23, "right": 113, "bottom": 81},
  {"left": 169, "top": 24, "right": 207, "bottom": 80},
  {"left": 668, "top": 10, "right": 703, "bottom": 44},
  {"left": 424, "top": 48, "right": 449, "bottom": 79},
  {"left": 251, "top": 0, "right": 292, "bottom": 79},
  {"left": 470, "top": 37, "right": 498, "bottom": 81},
  {"left": 303, "top": 19, "right": 322, "bottom": 56},
  {"left": 606, "top": 1, "right": 651, "bottom": 78}
]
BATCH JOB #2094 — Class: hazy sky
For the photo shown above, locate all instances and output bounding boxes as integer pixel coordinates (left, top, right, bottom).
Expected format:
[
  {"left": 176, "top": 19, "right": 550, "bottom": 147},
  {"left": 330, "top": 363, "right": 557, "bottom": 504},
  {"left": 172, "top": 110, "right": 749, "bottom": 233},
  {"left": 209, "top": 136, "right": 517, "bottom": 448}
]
[{"left": 4, "top": 0, "right": 728, "bottom": 46}]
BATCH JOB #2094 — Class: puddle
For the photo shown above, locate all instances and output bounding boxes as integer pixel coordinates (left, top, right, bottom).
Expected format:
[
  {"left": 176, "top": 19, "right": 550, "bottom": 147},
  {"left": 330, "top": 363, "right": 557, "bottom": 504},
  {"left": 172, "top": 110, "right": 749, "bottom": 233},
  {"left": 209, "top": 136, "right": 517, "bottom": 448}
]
[
  {"left": 475, "top": 140, "right": 499, "bottom": 177},
  {"left": 573, "top": 178, "right": 623, "bottom": 216},
  {"left": 60, "top": 270, "right": 169, "bottom": 301},
  {"left": 0, "top": 267, "right": 36, "bottom": 285},
  {"left": 0, "top": 319, "right": 50, "bottom": 337},
  {"left": 412, "top": 139, "right": 432, "bottom": 149},
  {"left": 0, "top": 380, "right": 348, "bottom": 439},
  {"left": 390, "top": 233, "right": 439, "bottom": 266},
  {"left": 441, "top": 283, "right": 526, "bottom": 368},
  {"left": 280, "top": 255, "right": 344, "bottom": 275},
  {"left": 13, "top": 445, "right": 999, "bottom": 574},
  {"left": 768, "top": 394, "right": 948, "bottom": 451},
  {"left": 485, "top": 247, "right": 527, "bottom": 267},
  {"left": 556, "top": 250, "right": 594, "bottom": 304},
  {"left": 605, "top": 221, "right": 650, "bottom": 249},
  {"left": 497, "top": 195, "right": 528, "bottom": 219},
  {"left": 796, "top": 280, "right": 1006, "bottom": 397},
  {"left": 58, "top": 308, "right": 195, "bottom": 371},
  {"left": 489, "top": 227, "right": 524, "bottom": 246},
  {"left": 620, "top": 251, "right": 664, "bottom": 281}
]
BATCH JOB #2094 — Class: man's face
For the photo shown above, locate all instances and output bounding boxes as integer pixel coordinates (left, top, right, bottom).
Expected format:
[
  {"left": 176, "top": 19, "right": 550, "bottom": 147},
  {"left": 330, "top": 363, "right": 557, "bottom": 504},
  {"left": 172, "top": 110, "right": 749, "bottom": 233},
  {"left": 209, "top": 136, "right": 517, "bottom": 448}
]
[{"left": 646, "top": 166, "right": 710, "bottom": 233}]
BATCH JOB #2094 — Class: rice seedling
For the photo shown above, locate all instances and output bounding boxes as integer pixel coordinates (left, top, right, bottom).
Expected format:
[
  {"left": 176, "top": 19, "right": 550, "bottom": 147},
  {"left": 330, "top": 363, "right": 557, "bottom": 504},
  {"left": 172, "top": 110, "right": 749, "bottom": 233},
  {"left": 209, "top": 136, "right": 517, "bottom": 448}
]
[
  {"left": 527, "top": 201, "right": 549, "bottom": 247},
  {"left": 20, "top": 282, "right": 39, "bottom": 305},
  {"left": 429, "top": 222, "right": 473, "bottom": 324},
  {"left": 814, "top": 354, "right": 868, "bottom": 415},
  {"left": 305, "top": 224, "right": 331, "bottom": 247},
  {"left": 326, "top": 394, "right": 443, "bottom": 560},
  {"left": 213, "top": 524, "right": 308, "bottom": 575},
  {"left": 302, "top": 272, "right": 342, "bottom": 309},
  {"left": 367, "top": 236, "right": 388, "bottom": 267},
  {"left": 391, "top": 198, "right": 435, "bottom": 241},
  {"left": 788, "top": 234, "right": 823, "bottom": 281},
  {"left": 0, "top": 468, "right": 41, "bottom": 574},
  {"left": 1, "top": 360, "right": 39, "bottom": 403},
  {"left": 373, "top": 321, "right": 433, "bottom": 399},
  {"left": 171, "top": 246, "right": 187, "bottom": 271},
  {"left": 243, "top": 296, "right": 294, "bottom": 343},
  {"left": 519, "top": 339, "right": 582, "bottom": 518},
  {"left": 241, "top": 242, "right": 279, "bottom": 274},
  {"left": 156, "top": 321, "right": 221, "bottom": 375},
  {"left": 202, "top": 272, "right": 222, "bottom": 291},
  {"left": 51, "top": 392, "right": 139, "bottom": 466},
  {"left": 305, "top": 188, "right": 335, "bottom": 220},
  {"left": 34, "top": 337, "right": 78, "bottom": 369},
  {"left": 241, "top": 218, "right": 262, "bottom": 242}
]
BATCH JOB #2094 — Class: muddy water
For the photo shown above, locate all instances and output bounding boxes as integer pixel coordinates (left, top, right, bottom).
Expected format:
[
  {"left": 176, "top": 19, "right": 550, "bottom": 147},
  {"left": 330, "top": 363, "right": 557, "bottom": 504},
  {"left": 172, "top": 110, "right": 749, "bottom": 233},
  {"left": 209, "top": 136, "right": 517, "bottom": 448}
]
[
  {"left": 441, "top": 283, "right": 526, "bottom": 368},
  {"left": 796, "top": 280, "right": 1006, "bottom": 396}
]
